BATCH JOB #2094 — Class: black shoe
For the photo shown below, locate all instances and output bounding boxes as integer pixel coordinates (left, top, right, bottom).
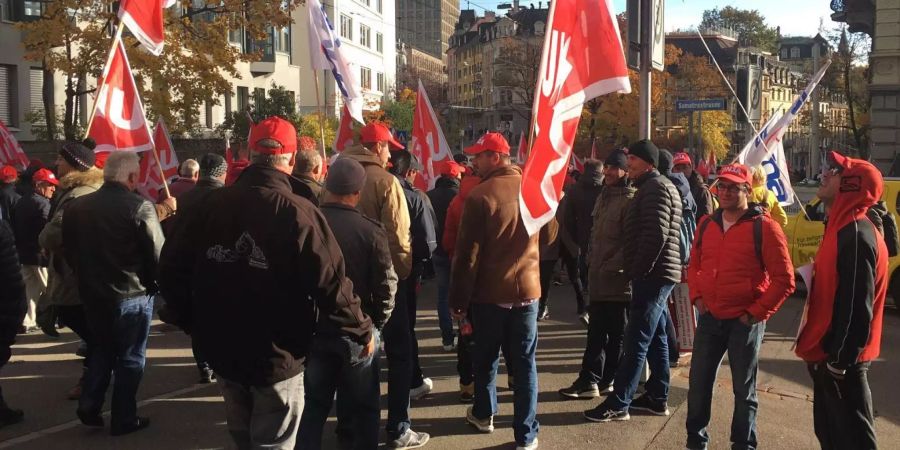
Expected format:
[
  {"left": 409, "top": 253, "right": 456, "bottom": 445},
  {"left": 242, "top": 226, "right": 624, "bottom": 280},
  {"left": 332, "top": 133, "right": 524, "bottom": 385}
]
[
  {"left": 39, "top": 322, "right": 60, "bottom": 338},
  {"left": 0, "top": 406, "right": 24, "bottom": 428},
  {"left": 76, "top": 409, "right": 104, "bottom": 427},
  {"left": 110, "top": 417, "right": 150, "bottom": 436},
  {"left": 199, "top": 368, "right": 216, "bottom": 384},
  {"left": 583, "top": 403, "right": 630, "bottom": 422},
  {"left": 559, "top": 380, "right": 600, "bottom": 399},
  {"left": 629, "top": 394, "right": 670, "bottom": 416}
]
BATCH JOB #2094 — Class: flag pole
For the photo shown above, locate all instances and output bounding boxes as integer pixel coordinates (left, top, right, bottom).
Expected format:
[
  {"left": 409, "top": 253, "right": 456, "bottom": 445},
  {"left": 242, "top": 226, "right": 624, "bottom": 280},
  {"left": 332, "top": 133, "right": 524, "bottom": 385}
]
[
  {"left": 84, "top": 20, "right": 126, "bottom": 140},
  {"left": 152, "top": 119, "right": 172, "bottom": 198},
  {"left": 313, "top": 70, "right": 328, "bottom": 178},
  {"left": 522, "top": 0, "right": 558, "bottom": 164}
]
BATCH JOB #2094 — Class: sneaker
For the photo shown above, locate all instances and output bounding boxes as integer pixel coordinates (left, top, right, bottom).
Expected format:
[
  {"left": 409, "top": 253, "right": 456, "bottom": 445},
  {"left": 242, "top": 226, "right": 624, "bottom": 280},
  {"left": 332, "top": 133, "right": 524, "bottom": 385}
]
[
  {"left": 583, "top": 403, "right": 630, "bottom": 422},
  {"left": 459, "top": 382, "right": 474, "bottom": 403},
  {"left": 559, "top": 380, "right": 600, "bottom": 399},
  {"left": 596, "top": 383, "right": 614, "bottom": 394},
  {"left": 537, "top": 308, "right": 550, "bottom": 321},
  {"left": 466, "top": 406, "right": 494, "bottom": 433},
  {"left": 0, "top": 406, "right": 24, "bottom": 429},
  {"left": 110, "top": 416, "right": 150, "bottom": 436},
  {"left": 199, "top": 368, "right": 216, "bottom": 384},
  {"left": 516, "top": 438, "right": 539, "bottom": 450},
  {"left": 629, "top": 394, "right": 670, "bottom": 416},
  {"left": 578, "top": 312, "right": 590, "bottom": 327},
  {"left": 388, "top": 429, "right": 430, "bottom": 449},
  {"left": 442, "top": 341, "right": 456, "bottom": 352},
  {"left": 76, "top": 409, "right": 104, "bottom": 428},
  {"left": 410, "top": 377, "right": 433, "bottom": 400}
]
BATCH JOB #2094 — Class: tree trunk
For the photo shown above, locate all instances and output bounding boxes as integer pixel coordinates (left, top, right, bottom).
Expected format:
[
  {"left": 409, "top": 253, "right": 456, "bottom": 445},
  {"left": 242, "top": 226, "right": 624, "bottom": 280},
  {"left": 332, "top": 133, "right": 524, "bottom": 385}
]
[
  {"left": 63, "top": 37, "right": 77, "bottom": 141},
  {"left": 42, "top": 61, "right": 56, "bottom": 141}
]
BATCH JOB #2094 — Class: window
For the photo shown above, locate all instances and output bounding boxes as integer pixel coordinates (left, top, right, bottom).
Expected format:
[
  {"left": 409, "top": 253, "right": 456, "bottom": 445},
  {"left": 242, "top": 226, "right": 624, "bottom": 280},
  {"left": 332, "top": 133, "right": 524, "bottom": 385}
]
[
  {"left": 22, "top": 1, "right": 43, "bottom": 19},
  {"left": 237, "top": 86, "right": 250, "bottom": 111},
  {"left": 224, "top": 91, "right": 232, "bottom": 117},
  {"left": 360, "top": 67, "right": 372, "bottom": 90},
  {"left": 376, "top": 33, "right": 383, "bottom": 53},
  {"left": 28, "top": 68, "right": 44, "bottom": 125},
  {"left": 274, "top": 26, "right": 290, "bottom": 53},
  {"left": 0, "top": 65, "right": 14, "bottom": 126},
  {"left": 360, "top": 24, "right": 371, "bottom": 48},
  {"left": 340, "top": 14, "right": 352, "bottom": 40},
  {"left": 228, "top": 27, "right": 243, "bottom": 50},
  {"left": 780, "top": 48, "right": 788, "bottom": 59},
  {"left": 1, "top": 0, "right": 11, "bottom": 21},
  {"left": 205, "top": 101, "right": 213, "bottom": 128},
  {"left": 376, "top": 0, "right": 382, "bottom": 13},
  {"left": 790, "top": 47, "right": 800, "bottom": 58},
  {"left": 198, "top": 101, "right": 208, "bottom": 129},
  {"left": 377, "top": 72, "right": 384, "bottom": 92}
]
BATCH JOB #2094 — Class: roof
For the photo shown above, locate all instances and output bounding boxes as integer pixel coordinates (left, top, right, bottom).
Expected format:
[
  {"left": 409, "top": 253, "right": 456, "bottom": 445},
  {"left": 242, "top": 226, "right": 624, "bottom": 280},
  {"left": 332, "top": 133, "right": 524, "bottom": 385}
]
[
  {"left": 667, "top": 34, "right": 739, "bottom": 69},
  {"left": 508, "top": 7, "right": 548, "bottom": 35},
  {"left": 779, "top": 33, "right": 830, "bottom": 47}
]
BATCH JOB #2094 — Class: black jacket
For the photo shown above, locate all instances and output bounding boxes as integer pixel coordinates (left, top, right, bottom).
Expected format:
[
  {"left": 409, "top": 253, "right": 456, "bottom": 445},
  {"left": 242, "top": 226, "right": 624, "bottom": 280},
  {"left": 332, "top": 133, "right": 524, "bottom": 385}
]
[
  {"left": 561, "top": 165, "right": 604, "bottom": 251},
  {"left": 623, "top": 170, "right": 683, "bottom": 283},
  {"left": 426, "top": 177, "right": 459, "bottom": 258},
  {"left": 162, "top": 178, "right": 224, "bottom": 237},
  {"left": 158, "top": 164, "right": 372, "bottom": 386},
  {"left": 0, "top": 184, "right": 20, "bottom": 223},
  {"left": 397, "top": 176, "right": 437, "bottom": 263},
  {"left": 11, "top": 192, "right": 50, "bottom": 266},
  {"left": 0, "top": 220, "right": 26, "bottom": 357},
  {"left": 295, "top": 174, "right": 323, "bottom": 204},
  {"left": 688, "top": 171, "right": 715, "bottom": 218},
  {"left": 63, "top": 182, "right": 165, "bottom": 305},
  {"left": 321, "top": 203, "right": 396, "bottom": 329}
]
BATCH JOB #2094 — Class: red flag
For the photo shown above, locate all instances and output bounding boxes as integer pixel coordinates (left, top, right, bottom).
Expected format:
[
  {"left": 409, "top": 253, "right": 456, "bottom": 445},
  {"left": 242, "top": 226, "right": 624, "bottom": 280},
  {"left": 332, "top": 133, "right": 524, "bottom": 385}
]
[
  {"left": 517, "top": 130, "right": 527, "bottom": 164},
  {"left": 333, "top": 104, "right": 355, "bottom": 153},
  {"left": 519, "top": 0, "right": 630, "bottom": 235},
  {"left": 591, "top": 138, "right": 599, "bottom": 160},
  {"left": 0, "top": 120, "right": 28, "bottom": 170},
  {"left": 410, "top": 80, "right": 451, "bottom": 190},
  {"left": 570, "top": 153, "right": 585, "bottom": 173},
  {"left": 118, "top": 0, "right": 175, "bottom": 56},
  {"left": 137, "top": 118, "right": 179, "bottom": 200},
  {"left": 88, "top": 40, "right": 154, "bottom": 154}
]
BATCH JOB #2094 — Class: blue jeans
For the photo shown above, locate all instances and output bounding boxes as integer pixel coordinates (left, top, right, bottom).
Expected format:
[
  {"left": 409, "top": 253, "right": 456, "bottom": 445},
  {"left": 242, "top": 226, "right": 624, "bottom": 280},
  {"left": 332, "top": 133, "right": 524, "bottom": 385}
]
[
  {"left": 433, "top": 253, "right": 454, "bottom": 345},
  {"left": 608, "top": 280, "right": 674, "bottom": 410},
  {"left": 686, "top": 313, "right": 765, "bottom": 450},
  {"left": 470, "top": 302, "right": 539, "bottom": 446},
  {"left": 297, "top": 334, "right": 380, "bottom": 450},
  {"left": 78, "top": 294, "right": 154, "bottom": 428},
  {"left": 382, "top": 288, "right": 412, "bottom": 439}
]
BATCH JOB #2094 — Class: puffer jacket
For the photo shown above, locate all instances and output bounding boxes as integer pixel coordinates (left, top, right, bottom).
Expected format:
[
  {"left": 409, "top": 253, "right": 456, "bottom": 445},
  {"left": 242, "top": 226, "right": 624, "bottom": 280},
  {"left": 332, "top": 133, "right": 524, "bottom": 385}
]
[
  {"left": 0, "top": 220, "right": 26, "bottom": 354},
  {"left": 39, "top": 168, "right": 104, "bottom": 307},
  {"left": 442, "top": 175, "right": 481, "bottom": 258},
  {"left": 449, "top": 165, "right": 540, "bottom": 310},
  {"left": 687, "top": 206, "right": 795, "bottom": 321},
  {"left": 588, "top": 181, "right": 636, "bottom": 303},
  {"left": 340, "top": 145, "right": 412, "bottom": 279},
  {"left": 623, "top": 170, "right": 683, "bottom": 283}
]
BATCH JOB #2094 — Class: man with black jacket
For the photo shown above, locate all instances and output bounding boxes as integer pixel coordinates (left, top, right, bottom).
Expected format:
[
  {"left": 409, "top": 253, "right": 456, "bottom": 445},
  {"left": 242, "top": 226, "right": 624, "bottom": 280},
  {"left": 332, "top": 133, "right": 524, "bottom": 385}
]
[
  {"left": 0, "top": 219, "right": 26, "bottom": 428},
  {"left": 427, "top": 162, "right": 464, "bottom": 351},
  {"left": 0, "top": 166, "right": 20, "bottom": 224},
  {"left": 585, "top": 139, "right": 683, "bottom": 423},
  {"left": 672, "top": 152, "right": 714, "bottom": 218}
]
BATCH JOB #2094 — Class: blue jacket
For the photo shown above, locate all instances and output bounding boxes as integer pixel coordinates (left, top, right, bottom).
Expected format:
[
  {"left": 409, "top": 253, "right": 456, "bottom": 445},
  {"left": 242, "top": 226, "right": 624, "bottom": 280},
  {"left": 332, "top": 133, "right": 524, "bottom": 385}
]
[{"left": 397, "top": 176, "right": 437, "bottom": 263}]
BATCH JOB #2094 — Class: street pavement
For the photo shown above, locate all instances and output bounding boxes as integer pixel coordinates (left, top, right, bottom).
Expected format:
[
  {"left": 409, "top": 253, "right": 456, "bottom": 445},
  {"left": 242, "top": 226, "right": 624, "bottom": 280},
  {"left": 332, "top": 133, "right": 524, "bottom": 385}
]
[{"left": 0, "top": 279, "right": 898, "bottom": 449}]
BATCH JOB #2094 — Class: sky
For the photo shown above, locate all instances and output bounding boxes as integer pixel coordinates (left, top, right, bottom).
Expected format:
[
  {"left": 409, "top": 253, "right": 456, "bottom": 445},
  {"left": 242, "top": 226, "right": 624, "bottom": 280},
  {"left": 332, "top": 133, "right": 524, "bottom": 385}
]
[{"left": 475, "top": 0, "right": 838, "bottom": 37}]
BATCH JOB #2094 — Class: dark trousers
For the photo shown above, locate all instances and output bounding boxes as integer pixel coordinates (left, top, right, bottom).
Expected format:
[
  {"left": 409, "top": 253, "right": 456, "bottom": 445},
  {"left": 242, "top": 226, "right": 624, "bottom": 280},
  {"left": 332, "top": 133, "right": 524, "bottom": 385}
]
[
  {"left": 559, "top": 247, "right": 587, "bottom": 313},
  {"left": 57, "top": 305, "right": 94, "bottom": 370},
  {"left": 78, "top": 295, "right": 153, "bottom": 428},
  {"left": 538, "top": 259, "right": 557, "bottom": 313},
  {"left": 665, "top": 307, "right": 680, "bottom": 363},
  {"left": 297, "top": 335, "right": 380, "bottom": 450},
  {"left": 578, "top": 302, "right": 628, "bottom": 386},
  {"left": 405, "top": 263, "right": 425, "bottom": 388},
  {"left": 382, "top": 281, "right": 412, "bottom": 439},
  {"left": 810, "top": 362, "right": 877, "bottom": 450}
]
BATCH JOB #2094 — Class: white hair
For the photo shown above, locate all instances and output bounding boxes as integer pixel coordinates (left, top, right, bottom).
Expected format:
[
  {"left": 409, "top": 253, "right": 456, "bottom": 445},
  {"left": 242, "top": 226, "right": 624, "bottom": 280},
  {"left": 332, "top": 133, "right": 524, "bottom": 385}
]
[
  {"left": 252, "top": 139, "right": 294, "bottom": 168},
  {"left": 103, "top": 151, "right": 141, "bottom": 184},
  {"left": 179, "top": 159, "right": 200, "bottom": 177}
]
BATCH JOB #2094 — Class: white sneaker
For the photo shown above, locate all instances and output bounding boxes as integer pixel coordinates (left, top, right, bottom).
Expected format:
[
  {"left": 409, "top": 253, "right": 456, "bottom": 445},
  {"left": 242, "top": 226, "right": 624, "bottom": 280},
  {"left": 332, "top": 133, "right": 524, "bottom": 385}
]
[
  {"left": 410, "top": 377, "right": 433, "bottom": 400},
  {"left": 516, "top": 437, "right": 539, "bottom": 450},
  {"left": 466, "top": 406, "right": 494, "bottom": 433}
]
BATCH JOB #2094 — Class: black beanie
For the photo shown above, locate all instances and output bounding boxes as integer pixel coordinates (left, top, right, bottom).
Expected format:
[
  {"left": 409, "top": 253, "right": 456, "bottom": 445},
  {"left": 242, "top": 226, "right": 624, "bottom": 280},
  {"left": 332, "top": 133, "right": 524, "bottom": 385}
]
[
  {"left": 628, "top": 139, "right": 659, "bottom": 168},
  {"left": 658, "top": 149, "right": 673, "bottom": 176},
  {"left": 604, "top": 149, "right": 628, "bottom": 169},
  {"left": 59, "top": 142, "right": 96, "bottom": 171}
]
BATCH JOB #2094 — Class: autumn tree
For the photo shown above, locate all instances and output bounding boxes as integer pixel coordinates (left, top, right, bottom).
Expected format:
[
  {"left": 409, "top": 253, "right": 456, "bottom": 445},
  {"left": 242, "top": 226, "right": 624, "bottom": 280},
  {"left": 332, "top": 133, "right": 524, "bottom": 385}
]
[
  {"left": 700, "top": 7, "right": 779, "bottom": 53},
  {"left": 492, "top": 36, "right": 542, "bottom": 121},
  {"left": 826, "top": 26, "right": 871, "bottom": 158},
  {"left": 19, "top": 0, "right": 301, "bottom": 140}
]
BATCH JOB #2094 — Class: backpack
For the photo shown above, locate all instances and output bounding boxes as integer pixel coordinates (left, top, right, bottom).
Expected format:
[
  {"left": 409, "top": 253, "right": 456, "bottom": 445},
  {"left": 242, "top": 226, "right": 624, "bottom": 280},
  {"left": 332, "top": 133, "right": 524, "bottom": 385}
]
[
  {"left": 866, "top": 201, "right": 900, "bottom": 257},
  {"left": 694, "top": 214, "right": 764, "bottom": 269}
]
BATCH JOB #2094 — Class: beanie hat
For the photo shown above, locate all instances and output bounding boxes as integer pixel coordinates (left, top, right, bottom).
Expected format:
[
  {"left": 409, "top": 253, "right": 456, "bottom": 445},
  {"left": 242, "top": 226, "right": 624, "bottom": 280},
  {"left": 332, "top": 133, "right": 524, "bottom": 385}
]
[
  {"left": 658, "top": 149, "right": 673, "bottom": 176},
  {"left": 325, "top": 158, "right": 367, "bottom": 195},
  {"left": 199, "top": 153, "right": 228, "bottom": 179},
  {"left": 59, "top": 142, "right": 96, "bottom": 171},
  {"left": 628, "top": 139, "right": 659, "bottom": 167},
  {"left": 605, "top": 149, "right": 627, "bottom": 169}
]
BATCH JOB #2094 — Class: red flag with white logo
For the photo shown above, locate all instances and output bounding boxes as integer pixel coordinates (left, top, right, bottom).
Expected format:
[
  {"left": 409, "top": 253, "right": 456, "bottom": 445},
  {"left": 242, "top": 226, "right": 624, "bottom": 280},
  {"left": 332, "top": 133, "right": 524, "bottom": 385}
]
[
  {"left": 0, "top": 120, "right": 28, "bottom": 170},
  {"left": 117, "top": 0, "right": 176, "bottom": 56},
  {"left": 137, "top": 118, "right": 179, "bottom": 201},
  {"left": 410, "top": 80, "right": 451, "bottom": 190},
  {"left": 88, "top": 40, "right": 154, "bottom": 154},
  {"left": 519, "top": 0, "right": 630, "bottom": 236},
  {"left": 333, "top": 104, "right": 355, "bottom": 153}
]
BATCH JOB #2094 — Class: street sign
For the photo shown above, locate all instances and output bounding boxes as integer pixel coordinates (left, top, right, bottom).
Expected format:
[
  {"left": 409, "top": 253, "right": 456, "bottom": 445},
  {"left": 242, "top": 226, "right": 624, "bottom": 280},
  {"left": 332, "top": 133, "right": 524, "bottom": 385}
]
[
  {"left": 675, "top": 98, "right": 727, "bottom": 112},
  {"left": 651, "top": 0, "right": 665, "bottom": 71}
]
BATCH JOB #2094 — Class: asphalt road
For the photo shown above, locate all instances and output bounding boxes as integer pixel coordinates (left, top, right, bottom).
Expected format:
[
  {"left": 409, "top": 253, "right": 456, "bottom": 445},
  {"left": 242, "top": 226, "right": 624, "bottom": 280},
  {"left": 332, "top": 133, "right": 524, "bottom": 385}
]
[{"left": 0, "top": 280, "right": 897, "bottom": 449}]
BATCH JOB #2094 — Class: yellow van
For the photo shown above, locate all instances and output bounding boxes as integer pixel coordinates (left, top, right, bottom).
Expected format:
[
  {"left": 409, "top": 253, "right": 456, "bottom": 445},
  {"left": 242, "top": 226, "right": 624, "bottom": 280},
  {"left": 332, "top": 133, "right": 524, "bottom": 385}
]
[{"left": 784, "top": 178, "right": 900, "bottom": 304}]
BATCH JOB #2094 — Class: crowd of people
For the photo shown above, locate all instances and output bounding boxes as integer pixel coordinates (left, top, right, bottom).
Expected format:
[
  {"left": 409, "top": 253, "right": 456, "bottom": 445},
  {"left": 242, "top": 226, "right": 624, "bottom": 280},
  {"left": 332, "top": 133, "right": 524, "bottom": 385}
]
[{"left": 0, "top": 117, "right": 890, "bottom": 450}]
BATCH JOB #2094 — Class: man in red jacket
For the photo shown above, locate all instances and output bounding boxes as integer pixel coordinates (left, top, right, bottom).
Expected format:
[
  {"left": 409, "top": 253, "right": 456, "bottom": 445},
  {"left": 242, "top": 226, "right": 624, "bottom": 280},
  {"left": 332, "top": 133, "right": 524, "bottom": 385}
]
[
  {"left": 795, "top": 152, "right": 887, "bottom": 450},
  {"left": 685, "top": 164, "right": 795, "bottom": 450}
]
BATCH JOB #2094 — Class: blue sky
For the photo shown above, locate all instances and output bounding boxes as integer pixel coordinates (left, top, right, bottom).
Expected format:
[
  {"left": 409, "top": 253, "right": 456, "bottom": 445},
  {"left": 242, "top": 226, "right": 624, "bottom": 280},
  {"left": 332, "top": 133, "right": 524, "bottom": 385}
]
[{"left": 475, "top": 0, "right": 838, "bottom": 37}]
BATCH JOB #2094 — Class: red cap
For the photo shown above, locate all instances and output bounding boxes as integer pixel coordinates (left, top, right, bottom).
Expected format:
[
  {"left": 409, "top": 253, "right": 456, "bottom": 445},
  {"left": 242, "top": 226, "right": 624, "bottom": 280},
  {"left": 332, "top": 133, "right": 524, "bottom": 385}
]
[
  {"left": 360, "top": 122, "right": 403, "bottom": 150},
  {"left": 464, "top": 132, "right": 510, "bottom": 155},
  {"left": 298, "top": 136, "right": 317, "bottom": 152},
  {"left": 251, "top": 117, "right": 298, "bottom": 155},
  {"left": 0, "top": 165, "right": 17, "bottom": 183},
  {"left": 717, "top": 164, "right": 752, "bottom": 185},
  {"left": 673, "top": 152, "right": 692, "bottom": 167},
  {"left": 32, "top": 168, "right": 59, "bottom": 186},
  {"left": 94, "top": 151, "right": 110, "bottom": 169},
  {"left": 440, "top": 161, "right": 467, "bottom": 178}
]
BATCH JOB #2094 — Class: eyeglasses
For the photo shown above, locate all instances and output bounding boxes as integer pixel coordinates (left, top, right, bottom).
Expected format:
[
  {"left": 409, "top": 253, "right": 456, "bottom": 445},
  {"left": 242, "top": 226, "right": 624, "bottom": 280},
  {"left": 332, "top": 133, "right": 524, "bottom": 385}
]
[{"left": 717, "top": 183, "right": 745, "bottom": 194}]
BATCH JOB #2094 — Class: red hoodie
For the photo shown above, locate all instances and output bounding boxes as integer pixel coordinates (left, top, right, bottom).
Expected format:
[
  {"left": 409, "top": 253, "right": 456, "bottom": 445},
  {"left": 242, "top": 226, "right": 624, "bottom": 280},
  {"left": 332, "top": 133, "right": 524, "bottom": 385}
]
[
  {"left": 442, "top": 175, "right": 481, "bottom": 258},
  {"left": 795, "top": 152, "right": 888, "bottom": 368}
]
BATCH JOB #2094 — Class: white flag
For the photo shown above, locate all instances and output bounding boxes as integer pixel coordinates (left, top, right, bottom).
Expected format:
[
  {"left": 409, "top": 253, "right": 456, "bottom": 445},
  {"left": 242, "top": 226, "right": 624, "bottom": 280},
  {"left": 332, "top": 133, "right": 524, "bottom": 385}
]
[
  {"left": 307, "top": 0, "right": 364, "bottom": 124},
  {"left": 761, "top": 140, "right": 796, "bottom": 207},
  {"left": 736, "top": 111, "right": 782, "bottom": 167}
]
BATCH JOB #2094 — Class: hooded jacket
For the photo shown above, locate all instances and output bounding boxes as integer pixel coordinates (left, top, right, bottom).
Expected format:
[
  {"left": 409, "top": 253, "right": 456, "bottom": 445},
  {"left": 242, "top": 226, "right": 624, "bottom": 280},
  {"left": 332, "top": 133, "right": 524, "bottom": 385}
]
[
  {"left": 796, "top": 156, "right": 888, "bottom": 369},
  {"left": 340, "top": 145, "right": 412, "bottom": 279},
  {"left": 688, "top": 171, "right": 715, "bottom": 218},
  {"left": 588, "top": 180, "right": 636, "bottom": 303},
  {"left": 560, "top": 162, "right": 603, "bottom": 252},
  {"left": 622, "top": 170, "right": 683, "bottom": 283},
  {"left": 442, "top": 175, "right": 481, "bottom": 258},
  {"left": 427, "top": 176, "right": 460, "bottom": 258}
]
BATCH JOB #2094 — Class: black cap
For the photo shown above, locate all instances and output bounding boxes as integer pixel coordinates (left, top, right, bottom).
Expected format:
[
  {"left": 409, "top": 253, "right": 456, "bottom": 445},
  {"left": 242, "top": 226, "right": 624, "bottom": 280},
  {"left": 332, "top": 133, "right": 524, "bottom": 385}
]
[
  {"left": 658, "top": 149, "right": 673, "bottom": 175},
  {"left": 605, "top": 149, "right": 628, "bottom": 169},
  {"left": 628, "top": 139, "right": 659, "bottom": 167},
  {"left": 199, "top": 153, "right": 228, "bottom": 179},
  {"left": 59, "top": 141, "right": 96, "bottom": 172},
  {"left": 326, "top": 158, "right": 367, "bottom": 195}
]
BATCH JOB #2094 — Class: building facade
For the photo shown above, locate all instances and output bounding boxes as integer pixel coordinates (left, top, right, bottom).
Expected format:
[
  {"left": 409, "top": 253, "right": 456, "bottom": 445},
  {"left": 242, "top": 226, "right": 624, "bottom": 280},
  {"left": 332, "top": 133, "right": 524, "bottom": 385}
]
[
  {"left": 396, "top": 0, "right": 458, "bottom": 63},
  {"left": 397, "top": 43, "right": 448, "bottom": 104}
]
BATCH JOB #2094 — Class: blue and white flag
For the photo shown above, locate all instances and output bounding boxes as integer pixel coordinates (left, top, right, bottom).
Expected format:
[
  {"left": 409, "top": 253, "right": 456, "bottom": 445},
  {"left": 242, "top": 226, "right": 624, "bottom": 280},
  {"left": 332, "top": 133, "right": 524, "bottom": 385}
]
[{"left": 307, "top": 0, "right": 364, "bottom": 124}]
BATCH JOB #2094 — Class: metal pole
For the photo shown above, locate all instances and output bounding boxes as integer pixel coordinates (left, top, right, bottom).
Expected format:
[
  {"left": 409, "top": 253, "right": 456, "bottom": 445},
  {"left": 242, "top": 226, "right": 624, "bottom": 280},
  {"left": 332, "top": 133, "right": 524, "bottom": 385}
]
[
  {"left": 638, "top": 0, "right": 652, "bottom": 140},
  {"left": 83, "top": 20, "right": 126, "bottom": 140},
  {"left": 810, "top": 41, "right": 821, "bottom": 179},
  {"left": 313, "top": 71, "right": 328, "bottom": 178},
  {"left": 687, "top": 112, "right": 694, "bottom": 158},
  {"left": 697, "top": 111, "right": 703, "bottom": 160}
]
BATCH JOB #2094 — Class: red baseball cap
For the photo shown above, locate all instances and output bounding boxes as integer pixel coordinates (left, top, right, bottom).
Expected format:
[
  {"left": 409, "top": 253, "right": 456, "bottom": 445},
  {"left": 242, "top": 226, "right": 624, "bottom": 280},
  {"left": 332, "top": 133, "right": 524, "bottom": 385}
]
[
  {"left": 673, "top": 152, "right": 692, "bottom": 167},
  {"left": 32, "top": 168, "right": 59, "bottom": 186},
  {"left": 717, "top": 164, "right": 752, "bottom": 185},
  {"left": 464, "top": 132, "right": 510, "bottom": 155},
  {"left": 0, "top": 165, "right": 17, "bottom": 183},
  {"left": 360, "top": 122, "right": 403, "bottom": 150},
  {"left": 440, "top": 161, "right": 467, "bottom": 178},
  {"left": 251, "top": 117, "right": 298, "bottom": 155},
  {"left": 298, "top": 136, "right": 317, "bottom": 152}
]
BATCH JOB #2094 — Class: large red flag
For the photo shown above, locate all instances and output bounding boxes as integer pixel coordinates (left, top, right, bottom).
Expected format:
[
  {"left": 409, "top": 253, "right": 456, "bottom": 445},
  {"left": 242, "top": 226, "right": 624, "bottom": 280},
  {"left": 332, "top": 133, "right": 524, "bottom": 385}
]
[
  {"left": 0, "top": 120, "right": 28, "bottom": 170},
  {"left": 519, "top": 0, "right": 630, "bottom": 236},
  {"left": 88, "top": 40, "right": 154, "bottom": 154},
  {"left": 137, "top": 118, "right": 179, "bottom": 200},
  {"left": 410, "top": 80, "right": 451, "bottom": 190},
  {"left": 333, "top": 104, "right": 355, "bottom": 153},
  {"left": 118, "top": 0, "right": 176, "bottom": 56}
]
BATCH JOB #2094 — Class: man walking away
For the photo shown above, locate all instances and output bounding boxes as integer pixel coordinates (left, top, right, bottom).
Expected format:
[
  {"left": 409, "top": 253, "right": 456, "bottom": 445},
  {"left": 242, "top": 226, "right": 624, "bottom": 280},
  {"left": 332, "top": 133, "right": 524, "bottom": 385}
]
[
  {"left": 159, "top": 159, "right": 199, "bottom": 201},
  {"left": 559, "top": 150, "right": 634, "bottom": 400},
  {"left": 796, "top": 151, "right": 888, "bottom": 450},
  {"left": 63, "top": 152, "right": 164, "bottom": 436},
  {"left": 427, "top": 161, "right": 464, "bottom": 351},
  {"left": 672, "top": 152, "right": 714, "bottom": 218},
  {"left": 0, "top": 166, "right": 21, "bottom": 223},
  {"left": 293, "top": 136, "right": 324, "bottom": 202},
  {"left": 584, "top": 139, "right": 682, "bottom": 423},
  {"left": 299, "top": 157, "right": 398, "bottom": 450},
  {"left": 0, "top": 219, "right": 26, "bottom": 428},
  {"left": 685, "top": 164, "right": 795, "bottom": 450},
  {"left": 450, "top": 132, "right": 540, "bottom": 450}
]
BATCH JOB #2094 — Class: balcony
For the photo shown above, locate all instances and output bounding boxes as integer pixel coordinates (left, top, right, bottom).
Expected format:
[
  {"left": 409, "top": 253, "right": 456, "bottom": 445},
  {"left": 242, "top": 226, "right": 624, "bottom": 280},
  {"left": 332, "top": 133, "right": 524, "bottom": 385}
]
[
  {"left": 830, "top": 0, "right": 875, "bottom": 36},
  {"left": 246, "top": 32, "right": 276, "bottom": 75}
]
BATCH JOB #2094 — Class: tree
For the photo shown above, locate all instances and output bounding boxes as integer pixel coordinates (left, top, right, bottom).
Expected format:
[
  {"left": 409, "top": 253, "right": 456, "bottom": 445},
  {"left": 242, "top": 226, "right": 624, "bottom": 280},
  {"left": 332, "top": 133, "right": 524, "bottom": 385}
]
[
  {"left": 826, "top": 26, "right": 871, "bottom": 158},
  {"left": 19, "top": 0, "right": 301, "bottom": 140},
  {"left": 375, "top": 88, "right": 417, "bottom": 134},
  {"left": 679, "top": 110, "right": 732, "bottom": 160},
  {"left": 700, "top": 7, "right": 779, "bottom": 53},
  {"left": 217, "top": 84, "right": 302, "bottom": 140},
  {"left": 492, "top": 36, "right": 542, "bottom": 121}
]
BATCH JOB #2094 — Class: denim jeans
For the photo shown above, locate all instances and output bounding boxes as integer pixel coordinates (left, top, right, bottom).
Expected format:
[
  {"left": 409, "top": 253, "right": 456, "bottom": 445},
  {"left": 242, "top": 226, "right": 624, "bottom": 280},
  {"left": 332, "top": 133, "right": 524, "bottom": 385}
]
[
  {"left": 470, "top": 302, "right": 539, "bottom": 446},
  {"left": 78, "top": 294, "right": 153, "bottom": 428},
  {"left": 579, "top": 302, "right": 629, "bottom": 386},
  {"left": 432, "top": 253, "right": 454, "bottom": 346},
  {"left": 665, "top": 307, "right": 680, "bottom": 363},
  {"left": 810, "top": 361, "right": 876, "bottom": 450},
  {"left": 382, "top": 283, "right": 412, "bottom": 439},
  {"left": 608, "top": 279, "right": 674, "bottom": 410},
  {"left": 220, "top": 372, "right": 304, "bottom": 450},
  {"left": 297, "top": 334, "right": 379, "bottom": 450},
  {"left": 685, "top": 313, "right": 765, "bottom": 450}
]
